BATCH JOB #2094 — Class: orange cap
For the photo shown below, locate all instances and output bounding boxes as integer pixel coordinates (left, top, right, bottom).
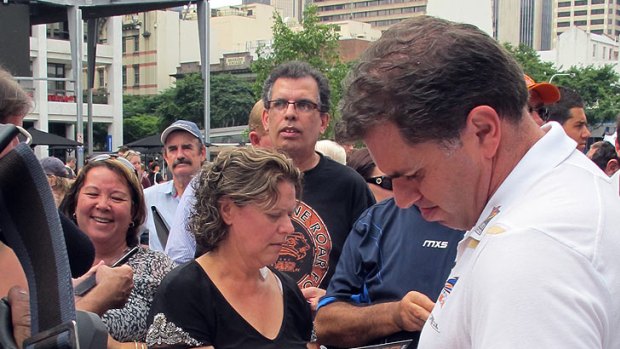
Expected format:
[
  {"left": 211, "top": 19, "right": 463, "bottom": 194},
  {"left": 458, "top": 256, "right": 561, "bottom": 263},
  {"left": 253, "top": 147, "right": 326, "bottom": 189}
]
[{"left": 524, "top": 74, "right": 560, "bottom": 104}]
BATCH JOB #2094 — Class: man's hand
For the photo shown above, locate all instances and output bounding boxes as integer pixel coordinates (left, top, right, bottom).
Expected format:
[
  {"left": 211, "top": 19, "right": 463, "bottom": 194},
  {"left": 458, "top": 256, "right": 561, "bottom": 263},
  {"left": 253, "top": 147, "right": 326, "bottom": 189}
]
[
  {"left": 7, "top": 286, "right": 30, "bottom": 349},
  {"left": 391, "top": 291, "right": 435, "bottom": 332},
  {"left": 301, "top": 287, "right": 325, "bottom": 312},
  {"left": 75, "top": 263, "right": 133, "bottom": 316}
]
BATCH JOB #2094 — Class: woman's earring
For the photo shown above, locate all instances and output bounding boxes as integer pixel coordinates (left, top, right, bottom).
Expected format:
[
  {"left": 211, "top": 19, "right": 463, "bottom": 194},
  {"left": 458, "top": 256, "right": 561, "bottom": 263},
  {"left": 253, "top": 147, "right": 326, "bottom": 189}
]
[{"left": 129, "top": 222, "right": 135, "bottom": 228}]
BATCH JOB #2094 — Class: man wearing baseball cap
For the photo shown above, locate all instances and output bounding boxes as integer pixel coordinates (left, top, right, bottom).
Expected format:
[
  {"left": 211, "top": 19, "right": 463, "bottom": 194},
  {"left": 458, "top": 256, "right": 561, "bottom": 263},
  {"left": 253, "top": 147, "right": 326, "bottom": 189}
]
[
  {"left": 524, "top": 74, "right": 560, "bottom": 126},
  {"left": 144, "top": 120, "right": 206, "bottom": 251}
]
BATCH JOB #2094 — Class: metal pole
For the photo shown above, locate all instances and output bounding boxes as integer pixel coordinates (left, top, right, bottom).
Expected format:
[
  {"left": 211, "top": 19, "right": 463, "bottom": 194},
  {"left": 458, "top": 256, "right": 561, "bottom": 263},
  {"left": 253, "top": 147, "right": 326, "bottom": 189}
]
[
  {"left": 68, "top": 6, "right": 85, "bottom": 169},
  {"left": 198, "top": 0, "right": 211, "bottom": 159}
]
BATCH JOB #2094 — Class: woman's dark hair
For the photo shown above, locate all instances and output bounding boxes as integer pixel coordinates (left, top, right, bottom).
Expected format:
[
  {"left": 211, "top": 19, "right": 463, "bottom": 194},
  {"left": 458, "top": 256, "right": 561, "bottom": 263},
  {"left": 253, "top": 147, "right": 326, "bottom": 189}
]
[{"left": 346, "top": 148, "right": 375, "bottom": 180}]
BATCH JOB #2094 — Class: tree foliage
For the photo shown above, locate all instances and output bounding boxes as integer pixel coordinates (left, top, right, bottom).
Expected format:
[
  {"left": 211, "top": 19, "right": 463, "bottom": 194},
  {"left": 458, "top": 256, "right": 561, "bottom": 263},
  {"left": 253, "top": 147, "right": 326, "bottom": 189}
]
[
  {"left": 252, "top": 5, "right": 348, "bottom": 138},
  {"left": 123, "top": 73, "right": 255, "bottom": 143},
  {"left": 504, "top": 42, "right": 620, "bottom": 124}
]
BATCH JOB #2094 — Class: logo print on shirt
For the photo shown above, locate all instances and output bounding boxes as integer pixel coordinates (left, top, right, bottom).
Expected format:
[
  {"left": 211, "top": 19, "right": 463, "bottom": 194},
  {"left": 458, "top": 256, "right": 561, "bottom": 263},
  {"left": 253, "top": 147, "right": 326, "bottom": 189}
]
[
  {"left": 437, "top": 277, "right": 459, "bottom": 308},
  {"left": 422, "top": 240, "right": 449, "bottom": 249},
  {"left": 472, "top": 206, "right": 501, "bottom": 237},
  {"left": 274, "top": 201, "right": 332, "bottom": 288}
]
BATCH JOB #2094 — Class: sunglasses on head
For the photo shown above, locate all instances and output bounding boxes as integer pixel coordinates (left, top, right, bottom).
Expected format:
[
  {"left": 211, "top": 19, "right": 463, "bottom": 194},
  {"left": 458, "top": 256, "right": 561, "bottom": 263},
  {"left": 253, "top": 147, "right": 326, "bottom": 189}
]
[
  {"left": 366, "top": 176, "right": 392, "bottom": 191},
  {"left": 528, "top": 105, "right": 550, "bottom": 121},
  {"left": 89, "top": 154, "right": 136, "bottom": 174}
]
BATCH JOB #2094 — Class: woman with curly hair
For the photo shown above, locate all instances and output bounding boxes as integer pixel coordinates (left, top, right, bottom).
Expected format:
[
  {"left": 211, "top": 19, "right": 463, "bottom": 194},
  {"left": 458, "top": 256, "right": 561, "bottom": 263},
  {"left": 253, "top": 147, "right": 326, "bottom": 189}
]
[{"left": 146, "top": 147, "right": 312, "bottom": 348}]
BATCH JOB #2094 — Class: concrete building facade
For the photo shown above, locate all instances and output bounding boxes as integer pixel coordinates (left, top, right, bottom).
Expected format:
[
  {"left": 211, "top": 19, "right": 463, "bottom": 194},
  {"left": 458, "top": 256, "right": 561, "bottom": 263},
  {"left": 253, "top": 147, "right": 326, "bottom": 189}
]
[
  {"left": 555, "top": 0, "right": 620, "bottom": 38},
  {"left": 494, "top": 0, "right": 553, "bottom": 50},
  {"left": 20, "top": 17, "right": 123, "bottom": 157}
]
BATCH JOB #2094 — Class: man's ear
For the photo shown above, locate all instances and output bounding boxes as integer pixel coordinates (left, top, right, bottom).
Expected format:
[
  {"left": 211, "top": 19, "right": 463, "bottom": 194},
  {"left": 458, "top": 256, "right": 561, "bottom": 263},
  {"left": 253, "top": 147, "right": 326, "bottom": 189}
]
[
  {"left": 249, "top": 131, "right": 261, "bottom": 147},
  {"left": 262, "top": 109, "right": 270, "bottom": 133},
  {"left": 463, "top": 106, "right": 501, "bottom": 159},
  {"left": 320, "top": 113, "right": 330, "bottom": 134},
  {"left": 606, "top": 159, "right": 619, "bottom": 176}
]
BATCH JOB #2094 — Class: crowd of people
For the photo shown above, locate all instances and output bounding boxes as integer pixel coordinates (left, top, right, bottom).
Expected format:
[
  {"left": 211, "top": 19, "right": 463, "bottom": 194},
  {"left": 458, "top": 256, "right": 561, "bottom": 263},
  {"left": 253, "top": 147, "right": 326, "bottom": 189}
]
[{"left": 1, "top": 14, "right": 620, "bottom": 349}]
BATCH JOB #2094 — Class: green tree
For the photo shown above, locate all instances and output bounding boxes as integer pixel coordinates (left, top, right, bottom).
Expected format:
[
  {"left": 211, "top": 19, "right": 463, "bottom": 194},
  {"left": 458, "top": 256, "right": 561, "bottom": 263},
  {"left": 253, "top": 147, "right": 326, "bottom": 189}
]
[
  {"left": 503, "top": 43, "right": 557, "bottom": 82},
  {"left": 552, "top": 65, "right": 620, "bottom": 124},
  {"left": 124, "top": 114, "right": 160, "bottom": 143},
  {"left": 252, "top": 5, "right": 348, "bottom": 138},
  {"left": 156, "top": 72, "right": 255, "bottom": 130}
]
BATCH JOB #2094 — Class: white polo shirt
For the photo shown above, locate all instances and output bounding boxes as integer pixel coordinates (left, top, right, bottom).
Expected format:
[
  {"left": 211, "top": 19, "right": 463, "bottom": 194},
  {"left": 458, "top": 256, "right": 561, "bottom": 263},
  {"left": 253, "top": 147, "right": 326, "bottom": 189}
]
[{"left": 419, "top": 122, "right": 620, "bottom": 349}]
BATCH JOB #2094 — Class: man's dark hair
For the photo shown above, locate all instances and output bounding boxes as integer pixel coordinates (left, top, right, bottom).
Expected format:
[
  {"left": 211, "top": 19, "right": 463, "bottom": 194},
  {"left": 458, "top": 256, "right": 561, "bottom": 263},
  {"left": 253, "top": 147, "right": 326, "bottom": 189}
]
[
  {"left": 0, "top": 67, "right": 31, "bottom": 122},
  {"left": 338, "top": 16, "right": 528, "bottom": 146},
  {"left": 262, "top": 61, "right": 331, "bottom": 114},
  {"left": 591, "top": 141, "right": 618, "bottom": 171},
  {"left": 547, "top": 86, "right": 584, "bottom": 125}
]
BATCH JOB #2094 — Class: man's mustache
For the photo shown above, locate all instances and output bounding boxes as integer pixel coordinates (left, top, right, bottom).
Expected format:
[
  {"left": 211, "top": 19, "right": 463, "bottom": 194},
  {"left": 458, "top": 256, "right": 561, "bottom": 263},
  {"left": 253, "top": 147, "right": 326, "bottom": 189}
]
[{"left": 172, "top": 158, "right": 192, "bottom": 168}]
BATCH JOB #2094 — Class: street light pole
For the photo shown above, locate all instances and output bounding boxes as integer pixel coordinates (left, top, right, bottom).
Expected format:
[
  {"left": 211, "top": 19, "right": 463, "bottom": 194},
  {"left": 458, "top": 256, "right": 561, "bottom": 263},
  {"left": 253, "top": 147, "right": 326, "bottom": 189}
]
[{"left": 549, "top": 73, "right": 574, "bottom": 84}]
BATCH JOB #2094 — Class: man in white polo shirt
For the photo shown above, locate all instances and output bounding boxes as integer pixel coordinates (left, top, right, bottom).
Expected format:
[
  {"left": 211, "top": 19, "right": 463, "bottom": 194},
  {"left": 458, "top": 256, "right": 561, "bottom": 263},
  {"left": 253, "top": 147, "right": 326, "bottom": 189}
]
[
  {"left": 144, "top": 120, "right": 206, "bottom": 251},
  {"left": 338, "top": 16, "right": 620, "bottom": 349}
]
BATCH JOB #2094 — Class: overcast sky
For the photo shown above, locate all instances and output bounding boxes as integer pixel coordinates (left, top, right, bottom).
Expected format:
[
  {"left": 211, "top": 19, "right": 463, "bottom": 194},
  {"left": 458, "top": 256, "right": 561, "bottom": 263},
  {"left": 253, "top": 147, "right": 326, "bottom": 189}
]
[{"left": 210, "top": 0, "right": 242, "bottom": 8}]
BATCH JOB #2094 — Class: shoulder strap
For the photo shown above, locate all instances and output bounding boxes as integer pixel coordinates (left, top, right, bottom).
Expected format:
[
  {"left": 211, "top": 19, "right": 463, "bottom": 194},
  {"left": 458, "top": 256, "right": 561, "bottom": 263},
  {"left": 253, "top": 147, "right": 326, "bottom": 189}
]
[{"left": 0, "top": 143, "right": 75, "bottom": 334}]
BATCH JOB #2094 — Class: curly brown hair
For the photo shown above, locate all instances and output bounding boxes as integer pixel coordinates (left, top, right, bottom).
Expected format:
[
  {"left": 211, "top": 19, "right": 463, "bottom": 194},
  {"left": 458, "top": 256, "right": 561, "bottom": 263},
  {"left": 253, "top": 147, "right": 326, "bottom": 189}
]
[{"left": 190, "top": 147, "right": 302, "bottom": 253}]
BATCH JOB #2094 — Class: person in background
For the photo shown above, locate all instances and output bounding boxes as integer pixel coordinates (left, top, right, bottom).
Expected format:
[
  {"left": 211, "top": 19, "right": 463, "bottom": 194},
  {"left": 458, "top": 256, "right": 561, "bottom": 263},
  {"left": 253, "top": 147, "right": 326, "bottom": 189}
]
[
  {"left": 40, "top": 156, "right": 72, "bottom": 207},
  {"left": 65, "top": 156, "right": 77, "bottom": 179},
  {"left": 261, "top": 61, "right": 375, "bottom": 294},
  {"left": 547, "top": 86, "right": 591, "bottom": 152},
  {"left": 587, "top": 141, "right": 619, "bottom": 177},
  {"left": 346, "top": 148, "right": 392, "bottom": 203},
  {"left": 148, "top": 162, "right": 164, "bottom": 186},
  {"left": 60, "top": 155, "right": 176, "bottom": 348},
  {"left": 123, "top": 150, "right": 151, "bottom": 189},
  {"left": 338, "top": 15, "right": 620, "bottom": 348},
  {"left": 146, "top": 147, "right": 311, "bottom": 348},
  {"left": 315, "top": 139, "right": 347, "bottom": 165},
  {"left": 165, "top": 100, "right": 271, "bottom": 264},
  {"left": 524, "top": 74, "right": 560, "bottom": 126},
  {"left": 144, "top": 120, "right": 206, "bottom": 251}
]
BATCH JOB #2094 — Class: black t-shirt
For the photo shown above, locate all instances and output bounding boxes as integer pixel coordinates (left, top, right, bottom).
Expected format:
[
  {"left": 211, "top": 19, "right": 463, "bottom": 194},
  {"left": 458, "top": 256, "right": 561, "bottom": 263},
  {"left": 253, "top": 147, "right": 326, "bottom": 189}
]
[
  {"left": 146, "top": 262, "right": 312, "bottom": 348},
  {"left": 274, "top": 153, "right": 375, "bottom": 289}
]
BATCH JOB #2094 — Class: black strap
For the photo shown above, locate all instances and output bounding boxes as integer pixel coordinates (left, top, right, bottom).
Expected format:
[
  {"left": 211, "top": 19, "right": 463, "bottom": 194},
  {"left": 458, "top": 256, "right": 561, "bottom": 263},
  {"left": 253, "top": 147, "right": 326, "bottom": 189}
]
[
  {"left": 0, "top": 143, "right": 75, "bottom": 334},
  {"left": 151, "top": 206, "right": 170, "bottom": 249}
]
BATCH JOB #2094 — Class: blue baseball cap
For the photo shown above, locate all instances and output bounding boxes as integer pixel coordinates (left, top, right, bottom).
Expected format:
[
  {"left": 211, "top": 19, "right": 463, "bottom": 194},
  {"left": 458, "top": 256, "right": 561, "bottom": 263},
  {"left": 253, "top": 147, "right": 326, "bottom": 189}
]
[{"left": 160, "top": 120, "right": 205, "bottom": 145}]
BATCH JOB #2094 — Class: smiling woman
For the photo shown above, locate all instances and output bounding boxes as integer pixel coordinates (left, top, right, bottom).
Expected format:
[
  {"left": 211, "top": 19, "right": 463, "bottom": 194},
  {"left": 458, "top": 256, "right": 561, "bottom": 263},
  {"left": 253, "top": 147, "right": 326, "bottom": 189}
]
[
  {"left": 59, "top": 156, "right": 176, "bottom": 348},
  {"left": 146, "top": 147, "right": 312, "bottom": 349}
]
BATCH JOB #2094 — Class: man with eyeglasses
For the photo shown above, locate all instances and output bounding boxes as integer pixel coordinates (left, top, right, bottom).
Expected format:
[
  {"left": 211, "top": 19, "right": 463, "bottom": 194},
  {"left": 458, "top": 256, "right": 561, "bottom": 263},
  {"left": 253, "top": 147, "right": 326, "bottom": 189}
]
[
  {"left": 524, "top": 74, "right": 560, "bottom": 126},
  {"left": 144, "top": 120, "right": 206, "bottom": 252},
  {"left": 261, "top": 61, "right": 375, "bottom": 305}
]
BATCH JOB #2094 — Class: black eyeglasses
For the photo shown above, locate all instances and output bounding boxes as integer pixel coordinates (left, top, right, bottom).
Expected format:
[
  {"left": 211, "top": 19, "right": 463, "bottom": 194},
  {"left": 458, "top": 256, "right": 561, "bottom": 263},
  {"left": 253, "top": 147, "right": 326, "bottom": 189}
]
[
  {"left": 528, "top": 106, "right": 550, "bottom": 121},
  {"left": 267, "top": 99, "right": 320, "bottom": 114},
  {"left": 366, "top": 176, "right": 392, "bottom": 191}
]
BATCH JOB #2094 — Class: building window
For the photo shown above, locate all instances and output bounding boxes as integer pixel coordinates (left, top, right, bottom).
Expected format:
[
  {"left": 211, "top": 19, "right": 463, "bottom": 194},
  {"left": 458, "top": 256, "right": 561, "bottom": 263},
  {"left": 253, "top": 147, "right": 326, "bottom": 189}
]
[
  {"left": 591, "top": 8, "right": 605, "bottom": 14},
  {"left": 591, "top": 19, "right": 604, "bottom": 25},
  {"left": 558, "top": 1, "right": 571, "bottom": 6},
  {"left": 133, "top": 35, "right": 139, "bottom": 52},
  {"left": 97, "top": 67, "right": 104, "bottom": 88},
  {"left": 122, "top": 66, "right": 127, "bottom": 86},
  {"left": 558, "top": 11, "right": 571, "bottom": 17},
  {"left": 122, "top": 37, "right": 127, "bottom": 53},
  {"left": 133, "top": 64, "right": 139, "bottom": 86},
  {"left": 591, "top": 0, "right": 604, "bottom": 4},
  {"left": 592, "top": 29, "right": 604, "bottom": 34},
  {"left": 47, "top": 63, "right": 66, "bottom": 95},
  {"left": 574, "top": 0, "right": 587, "bottom": 5},
  {"left": 574, "top": 10, "right": 587, "bottom": 16},
  {"left": 574, "top": 20, "right": 587, "bottom": 25},
  {"left": 557, "top": 21, "right": 571, "bottom": 27}
]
